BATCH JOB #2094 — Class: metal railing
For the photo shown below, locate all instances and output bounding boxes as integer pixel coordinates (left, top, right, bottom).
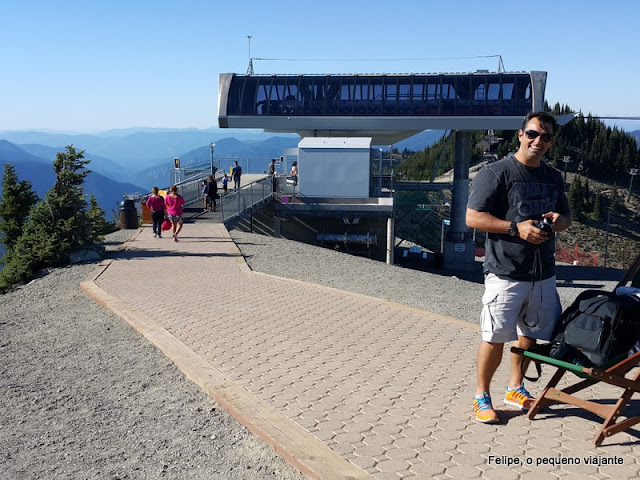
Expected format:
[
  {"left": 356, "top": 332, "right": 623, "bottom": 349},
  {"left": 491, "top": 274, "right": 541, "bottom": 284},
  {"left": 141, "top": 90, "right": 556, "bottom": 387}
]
[
  {"left": 371, "top": 174, "right": 394, "bottom": 197},
  {"left": 220, "top": 175, "right": 275, "bottom": 228},
  {"left": 171, "top": 159, "right": 219, "bottom": 186}
]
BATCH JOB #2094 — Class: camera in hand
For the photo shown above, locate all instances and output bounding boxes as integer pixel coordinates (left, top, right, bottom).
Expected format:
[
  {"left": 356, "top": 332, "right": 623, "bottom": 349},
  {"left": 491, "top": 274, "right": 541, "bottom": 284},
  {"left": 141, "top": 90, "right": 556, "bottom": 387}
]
[{"left": 535, "top": 217, "right": 553, "bottom": 233}]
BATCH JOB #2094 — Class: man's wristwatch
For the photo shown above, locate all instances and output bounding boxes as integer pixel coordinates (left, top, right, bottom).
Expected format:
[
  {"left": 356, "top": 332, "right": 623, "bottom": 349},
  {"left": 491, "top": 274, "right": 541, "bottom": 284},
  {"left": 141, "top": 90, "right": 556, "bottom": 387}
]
[{"left": 507, "top": 220, "right": 519, "bottom": 237}]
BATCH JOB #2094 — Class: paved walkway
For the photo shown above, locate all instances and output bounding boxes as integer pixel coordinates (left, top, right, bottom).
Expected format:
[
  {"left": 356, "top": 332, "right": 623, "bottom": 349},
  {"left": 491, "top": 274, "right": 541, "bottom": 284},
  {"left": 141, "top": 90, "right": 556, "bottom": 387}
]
[{"left": 81, "top": 220, "right": 640, "bottom": 480}]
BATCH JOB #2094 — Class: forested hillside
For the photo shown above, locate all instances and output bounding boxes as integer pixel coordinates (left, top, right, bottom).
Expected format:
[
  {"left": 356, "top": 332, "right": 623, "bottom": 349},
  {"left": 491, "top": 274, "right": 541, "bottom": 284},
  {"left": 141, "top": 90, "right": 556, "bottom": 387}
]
[{"left": 395, "top": 105, "right": 640, "bottom": 268}]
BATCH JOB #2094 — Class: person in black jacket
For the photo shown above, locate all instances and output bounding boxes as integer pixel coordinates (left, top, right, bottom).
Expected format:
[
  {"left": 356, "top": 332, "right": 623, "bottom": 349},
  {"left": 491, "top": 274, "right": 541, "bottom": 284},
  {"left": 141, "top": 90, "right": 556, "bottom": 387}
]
[{"left": 207, "top": 175, "right": 218, "bottom": 212}]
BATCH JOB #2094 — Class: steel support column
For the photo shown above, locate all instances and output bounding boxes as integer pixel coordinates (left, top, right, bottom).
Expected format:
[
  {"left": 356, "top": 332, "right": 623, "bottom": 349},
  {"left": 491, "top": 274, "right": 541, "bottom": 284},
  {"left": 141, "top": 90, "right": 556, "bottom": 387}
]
[{"left": 444, "top": 131, "right": 476, "bottom": 270}]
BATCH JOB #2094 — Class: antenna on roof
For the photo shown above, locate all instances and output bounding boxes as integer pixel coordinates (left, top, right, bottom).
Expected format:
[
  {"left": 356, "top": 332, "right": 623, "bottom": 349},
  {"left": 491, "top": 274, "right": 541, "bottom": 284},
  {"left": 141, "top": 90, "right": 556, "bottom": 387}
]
[
  {"left": 246, "top": 35, "right": 254, "bottom": 75},
  {"left": 497, "top": 55, "right": 505, "bottom": 73}
]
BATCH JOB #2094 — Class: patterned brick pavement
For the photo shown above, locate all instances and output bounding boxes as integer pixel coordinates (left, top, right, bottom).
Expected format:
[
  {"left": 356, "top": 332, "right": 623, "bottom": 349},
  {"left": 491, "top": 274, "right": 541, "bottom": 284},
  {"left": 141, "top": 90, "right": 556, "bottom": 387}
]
[{"left": 83, "top": 220, "right": 640, "bottom": 479}]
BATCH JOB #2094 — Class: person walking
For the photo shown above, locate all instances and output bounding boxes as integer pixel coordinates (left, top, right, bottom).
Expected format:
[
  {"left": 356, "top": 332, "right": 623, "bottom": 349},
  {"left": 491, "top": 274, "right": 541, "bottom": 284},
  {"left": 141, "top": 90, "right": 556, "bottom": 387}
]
[
  {"left": 165, "top": 185, "right": 186, "bottom": 242},
  {"left": 268, "top": 158, "right": 277, "bottom": 192},
  {"left": 290, "top": 161, "right": 298, "bottom": 186},
  {"left": 201, "top": 179, "right": 209, "bottom": 212},
  {"left": 145, "top": 187, "right": 165, "bottom": 238},
  {"left": 232, "top": 161, "right": 242, "bottom": 191},
  {"left": 465, "top": 111, "right": 572, "bottom": 424},
  {"left": 222, "top": 173, "right": 229, "bottom": 193},
  {"left": 208, "top": 175, "right": 218, "bottom": 212}
]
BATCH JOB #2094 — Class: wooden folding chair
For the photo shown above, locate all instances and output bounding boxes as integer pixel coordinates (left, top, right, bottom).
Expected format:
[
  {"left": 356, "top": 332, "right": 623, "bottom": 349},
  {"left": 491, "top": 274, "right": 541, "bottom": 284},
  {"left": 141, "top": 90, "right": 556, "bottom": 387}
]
[{"left": 512, "top": 253, "right": 640, "bottom": 446}]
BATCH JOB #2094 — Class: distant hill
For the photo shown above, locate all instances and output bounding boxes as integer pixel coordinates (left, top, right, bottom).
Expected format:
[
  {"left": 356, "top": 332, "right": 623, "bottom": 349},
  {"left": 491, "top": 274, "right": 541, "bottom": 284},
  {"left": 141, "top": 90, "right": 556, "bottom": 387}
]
[
  {"left": 17, "top": 144, "right": 128, "bottom": 183},
  {"left": 0, "top": 140, "right": 50, "bottom": 164},
  {"left": 136, "top": 135, "right": 302, "bottom": 187},
  {"left": 394, "top": 130, "right": 446, "bottom": 152},
  {"left": 0, "top": 128, "right": 447, "bottom": 198},
  {"left": 0, "top": 141, "right": 146, "bottom": 215},
  {"left": 0, "top": 128, "right": 447, "bottom": 174},
  {"left": 0, "top": 128, "right": 300, "bottom": 172},
  {"left": 631, "top": 130, "right": 640, "bottom": 146}
]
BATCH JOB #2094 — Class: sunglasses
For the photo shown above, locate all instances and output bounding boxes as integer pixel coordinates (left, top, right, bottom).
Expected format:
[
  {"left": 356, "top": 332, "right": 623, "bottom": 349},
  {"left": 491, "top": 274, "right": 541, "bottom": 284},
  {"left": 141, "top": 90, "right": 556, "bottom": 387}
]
[{"left": 524, "top": 130, "right": 554, "bottom": 142}]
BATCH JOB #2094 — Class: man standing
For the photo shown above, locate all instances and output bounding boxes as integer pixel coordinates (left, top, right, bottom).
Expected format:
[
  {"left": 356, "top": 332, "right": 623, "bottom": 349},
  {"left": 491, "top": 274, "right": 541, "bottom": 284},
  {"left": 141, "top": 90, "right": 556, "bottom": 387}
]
[
  {"left": 207, "top": 175, "right": 218, "bottom": 212},
  {"left": 466, "top": 112, "right": 572, "bottom": 424},
  {"left": 232, "top": 161, "right": 242, "bottom": 191},
  {"left": 269, "top": 158, "right": 277, "bottom": 192}
]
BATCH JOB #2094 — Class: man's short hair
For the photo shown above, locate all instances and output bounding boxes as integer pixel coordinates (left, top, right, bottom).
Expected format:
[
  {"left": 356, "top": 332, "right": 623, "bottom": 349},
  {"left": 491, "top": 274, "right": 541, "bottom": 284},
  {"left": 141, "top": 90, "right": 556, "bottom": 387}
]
[{"left": 521, "top": 112, "right": 558, "bottom": 135}]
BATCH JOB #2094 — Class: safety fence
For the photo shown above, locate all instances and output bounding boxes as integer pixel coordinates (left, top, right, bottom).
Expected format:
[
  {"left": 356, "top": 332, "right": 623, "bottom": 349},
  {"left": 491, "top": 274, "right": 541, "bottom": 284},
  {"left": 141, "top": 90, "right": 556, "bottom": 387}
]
[
  {"left": 220, "top": 176, "right": 274, "bottom": 229},
  {"left": 475, "top": 240, "right": 639, "bottom": 269}
]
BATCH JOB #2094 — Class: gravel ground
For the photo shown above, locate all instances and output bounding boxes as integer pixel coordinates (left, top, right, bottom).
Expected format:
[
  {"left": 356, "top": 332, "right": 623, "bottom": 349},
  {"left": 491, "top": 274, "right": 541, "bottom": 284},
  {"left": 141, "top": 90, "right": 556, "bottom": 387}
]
[
  {"left": 229, "top": 230, "right": 624, "bottom": 324},
  {"left": 1, "top": 228, "right": 627, "bottom": 479}
]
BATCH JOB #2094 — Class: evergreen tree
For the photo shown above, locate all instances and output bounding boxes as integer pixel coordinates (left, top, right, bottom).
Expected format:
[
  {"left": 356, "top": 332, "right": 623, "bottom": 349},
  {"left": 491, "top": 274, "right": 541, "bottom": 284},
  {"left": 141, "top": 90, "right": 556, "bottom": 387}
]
[
  {"left": 87, "top": 194, "right": 114, "bottom": 242},
  {"left": 497, "top": 141, "right": 510, "bottom": 158},
  {"left": 0, "top": 163, "right": 38, "bottom": 253},
  {"left": 567, "top": 175, "right": 584, "bottom": 220},
  {"left": 593, "top": 192, "right": 603, "bottom": 221},
  {"left": 0, "top": 145, "right": 105, "bottom": 292},
  {"left": 0, "top": 200, "right": 64, "bottom": 292},
  {"left": 47, "top": 145, "right": 91, "bottom": 249}
]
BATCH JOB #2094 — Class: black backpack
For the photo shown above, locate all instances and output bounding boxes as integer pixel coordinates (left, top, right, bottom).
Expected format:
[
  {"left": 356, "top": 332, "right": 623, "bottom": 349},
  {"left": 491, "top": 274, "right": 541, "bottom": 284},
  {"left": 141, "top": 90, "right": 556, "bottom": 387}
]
[{"left": 549, "top": 290, "right": 640, "bottom": 367}]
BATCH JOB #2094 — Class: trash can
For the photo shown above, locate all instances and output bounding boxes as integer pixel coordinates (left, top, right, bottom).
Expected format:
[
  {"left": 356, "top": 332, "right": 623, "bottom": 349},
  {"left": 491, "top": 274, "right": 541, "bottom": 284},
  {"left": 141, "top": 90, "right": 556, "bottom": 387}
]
[{"left": 119, "top": 199, "right": 138, "bottom": 229}]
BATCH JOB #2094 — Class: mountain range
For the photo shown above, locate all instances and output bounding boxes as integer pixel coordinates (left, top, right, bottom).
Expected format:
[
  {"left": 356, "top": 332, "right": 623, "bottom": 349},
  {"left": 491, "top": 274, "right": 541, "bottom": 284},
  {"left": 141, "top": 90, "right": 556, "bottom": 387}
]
[
  {"left": 4, "top": 126, "right": 632, "bottom": 217},
  {"left": 0, "top": 140, "right": 149, "bottom": 216}
]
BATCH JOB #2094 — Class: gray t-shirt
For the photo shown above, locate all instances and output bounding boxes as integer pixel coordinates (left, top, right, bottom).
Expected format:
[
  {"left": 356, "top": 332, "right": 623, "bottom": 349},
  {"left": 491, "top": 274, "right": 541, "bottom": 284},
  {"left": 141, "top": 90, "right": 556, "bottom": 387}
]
[{"left": 467, "top": 156, "right": 570, "bottom": 281}]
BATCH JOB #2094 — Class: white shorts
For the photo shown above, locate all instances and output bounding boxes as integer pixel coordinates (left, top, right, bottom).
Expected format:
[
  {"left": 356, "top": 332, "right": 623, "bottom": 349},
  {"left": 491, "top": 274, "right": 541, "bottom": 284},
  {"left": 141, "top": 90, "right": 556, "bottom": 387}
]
[{"left": 480, "top": 273, "right": 562, "bottom": 343}]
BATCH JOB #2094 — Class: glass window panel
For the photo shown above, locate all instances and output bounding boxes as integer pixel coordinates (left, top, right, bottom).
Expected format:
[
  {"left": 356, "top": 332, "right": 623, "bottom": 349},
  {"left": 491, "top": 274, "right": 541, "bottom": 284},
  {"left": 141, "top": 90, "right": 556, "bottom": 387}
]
[
  {"left": 311, "top": 76, "right": 328, "bottom": 114},
  {"left": 502, "top": 83, "right": 514, "bottom": 99},
  {"left": 227, "top": 76, "right": 244, "bottom": 115},
  {"left": 440, "top": 77, "right": 457, "bottom": 114},
  {"left": 487, "top": 83, "right": 501, "bottom": 100},
  {"left": 268, "top": 79, "right": 285, "bottom": 115},
  {"left": 411, "top": 77, "right": 426, "bottom": 114},
  {"left": 256, "top": 77, "right": 270, "bottom": 115},
  {"left": 398, "top": 78, "right": 411, "bottom": 114},
  {"left": 240, "top": 76, "right": 259, "bottom": 115},
  {"left": 384, "top": 77, "right": 398, "bottom": 114},
  {"left": 456, "top": 77, "right": 471, "bottom": 114},
  {"left": 471, "top": 77, "right": 487, "bottom": 115},
  {"left": 325, "top": 77, "right": 342, "bottom": 115},
  {"left": 297, "top": 76, "right": 313, "bottom": 115},
  {"left": 354, "top": 77, "right": 369, "bottom": 114},
  {"left": 369, "top": 79, "right": 383, "bottom": 115},
  {"left": 340, "top": 77, "right": 355, "bottom": 114},
  {"left": 283, "top": 77, "right": 299, "bottom": 115}
]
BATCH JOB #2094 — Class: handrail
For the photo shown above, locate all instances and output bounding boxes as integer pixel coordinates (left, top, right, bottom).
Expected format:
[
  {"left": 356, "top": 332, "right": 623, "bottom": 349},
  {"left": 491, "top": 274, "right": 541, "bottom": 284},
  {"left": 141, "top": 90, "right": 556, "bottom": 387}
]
[{"left": 221, "top": 175, "right": 274, "bottom": 228}]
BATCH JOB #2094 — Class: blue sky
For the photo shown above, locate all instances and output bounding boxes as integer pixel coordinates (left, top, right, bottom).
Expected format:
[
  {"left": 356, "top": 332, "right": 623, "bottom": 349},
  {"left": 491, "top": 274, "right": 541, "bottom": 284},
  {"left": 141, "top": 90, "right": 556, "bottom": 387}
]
[{"left": 1, "top": 0, "right": 639, "bottom": 133}]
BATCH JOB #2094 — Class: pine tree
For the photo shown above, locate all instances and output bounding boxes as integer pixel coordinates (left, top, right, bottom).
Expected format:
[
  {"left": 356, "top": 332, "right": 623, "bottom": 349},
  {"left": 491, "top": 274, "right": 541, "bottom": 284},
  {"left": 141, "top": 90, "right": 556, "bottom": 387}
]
[
  {"left": 0, "top": 200, "right": 64, "bottom": 292},
  {"left": 593, "top": 192, "right": 603, "bottom": 221},
  {"left": 87, "top": 194, "right": 114, "bottom": 242},
  {"left": 0, "top": 145, "right": 100, "bottom": 292},
  {"left": 0, "top": 164, "right": 38, "bottom": 253},
  {"left": 47, "top": 145, "right": 91, "bottom": 249},
  {"left": 568, "top": 175, "right": 584, "bottom": 220}
]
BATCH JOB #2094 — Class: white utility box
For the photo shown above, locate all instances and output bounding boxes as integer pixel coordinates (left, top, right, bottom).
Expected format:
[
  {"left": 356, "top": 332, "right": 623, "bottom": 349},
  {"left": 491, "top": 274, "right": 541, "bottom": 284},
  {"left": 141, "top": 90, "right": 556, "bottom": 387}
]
[{"left": 298, "top": 137, "right": 372, "bottom": 198}]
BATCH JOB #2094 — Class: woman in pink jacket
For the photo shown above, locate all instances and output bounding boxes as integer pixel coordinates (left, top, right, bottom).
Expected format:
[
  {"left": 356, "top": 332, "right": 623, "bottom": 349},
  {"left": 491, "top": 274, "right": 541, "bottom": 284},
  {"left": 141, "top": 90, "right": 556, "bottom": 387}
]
[
  {"left": 145, "top": 186, "right": 166, "bottom": 238},
  {"left": 165, "top": 185, "right": 185, "bottom": 242}
]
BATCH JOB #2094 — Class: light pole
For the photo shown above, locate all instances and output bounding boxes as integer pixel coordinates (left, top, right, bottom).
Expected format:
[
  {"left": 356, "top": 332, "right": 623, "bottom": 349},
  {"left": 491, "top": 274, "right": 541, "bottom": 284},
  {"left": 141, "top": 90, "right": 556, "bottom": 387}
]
[
  {"left": 246, "top": 35, "right": 253, "bottom": 75},
  {"left": 173, "top": 157, "right": 180, "bottom": 185},
  {"left": 210, "top": 143, "right": 216, "bottom": 176},
  {"left": 562, "top": 156, "right": 571, "bottom": 182},
  {"left": 627, "top": 168, "right": 638, "bottom": 202}
]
